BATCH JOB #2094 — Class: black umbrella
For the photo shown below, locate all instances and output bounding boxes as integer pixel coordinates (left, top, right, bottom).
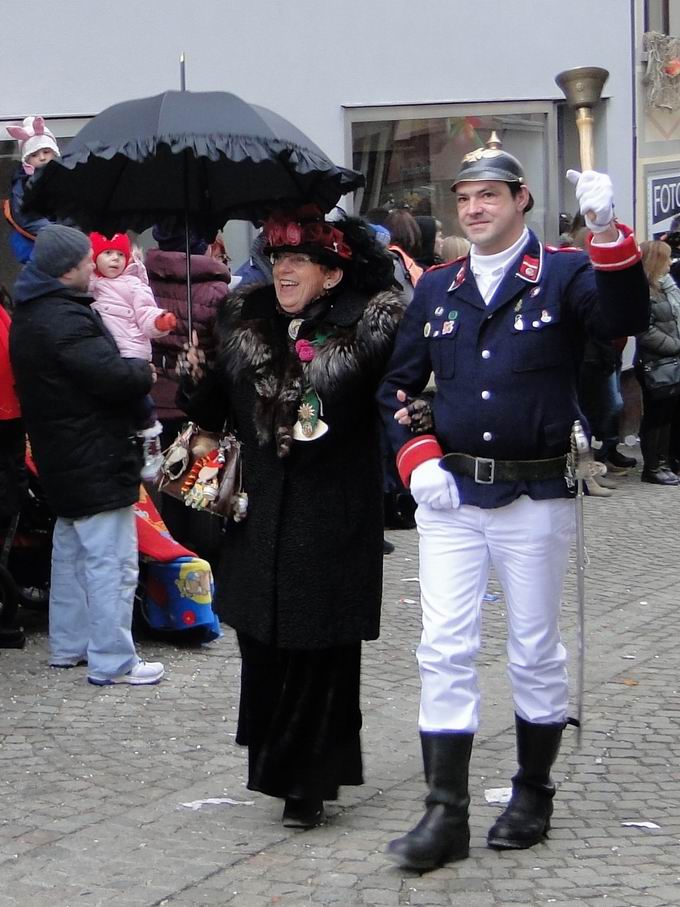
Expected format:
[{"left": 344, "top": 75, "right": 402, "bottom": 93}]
[
  {"left": 25, "top": 89, "right": 364, "bottom": 333},
  {"left": 26, "top": 90, "right": 363, "bottom": 234}
]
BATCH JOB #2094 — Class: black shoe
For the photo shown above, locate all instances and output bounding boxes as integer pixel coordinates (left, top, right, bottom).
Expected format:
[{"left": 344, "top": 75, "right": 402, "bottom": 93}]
[
  {"left": 383, "top": 538, "right": 395, "bottom": 555},
  {"left": 0, "top": 628, "right": 26, "bottom": 649},
  {"left": 641, "top": 468, "right": 679, "bottom": 485},
  {"left": 606, "top": 448, "right": 637, "bottom": 469},
  {"left": 282, "top": 797, "right": 325, "bottom": 829}
]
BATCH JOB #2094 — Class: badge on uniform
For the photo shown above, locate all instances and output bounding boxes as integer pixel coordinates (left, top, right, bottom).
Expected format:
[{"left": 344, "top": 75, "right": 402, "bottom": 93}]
[
  {"left": 434, "top": 306, "right": 444, "bottom": 316},
  {"left": 514, "top": 314, "right": 525, "bottom": 331},
  {"left": 442, "top": 320, "right": 454, "bottom": 335},
  {"left": 448, "top": 309, "right": 458, "bottom": 321},
  {"left": 541, "top": 309, "right": 552, "bottom": 323},
  {"left": 530, "top": 287, "right": 542, "bottom": 298},
  {"left": 424, "top": 322, "right": 432, "bottom": 337}
]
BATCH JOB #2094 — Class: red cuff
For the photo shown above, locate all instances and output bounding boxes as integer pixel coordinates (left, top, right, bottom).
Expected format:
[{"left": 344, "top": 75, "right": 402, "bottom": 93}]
[
  {"left": 396, "top": 435, "right": 443, "bottom": 486},
  {"left": 587, "top": 223, "right": 641, "bottom": 271}
]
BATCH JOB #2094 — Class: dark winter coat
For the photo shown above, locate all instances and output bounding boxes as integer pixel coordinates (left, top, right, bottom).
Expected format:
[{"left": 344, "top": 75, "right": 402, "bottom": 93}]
[
  {"left": 183, "top": 282, "right": 404, "bottom": 650},
  {"left": 9, "top": 263, "right": 153, "bottom": 519},
  {"left": 146, "top": 250, "right": 230, "bottom": 420},
  {"left": 636, "top": 274, "right": 680, "bottom": 362}
]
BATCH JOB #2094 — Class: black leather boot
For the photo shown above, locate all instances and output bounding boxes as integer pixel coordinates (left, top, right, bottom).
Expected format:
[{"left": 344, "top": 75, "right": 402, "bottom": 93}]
[
  {"left": 487, "top": 715, "right": 564, "bottom": 850},
  {"left": 641, "top": 426, "right": 678, "bottom": 484},
  {"left": 387, "top": 732, "right": 473, "bottom": 871}
]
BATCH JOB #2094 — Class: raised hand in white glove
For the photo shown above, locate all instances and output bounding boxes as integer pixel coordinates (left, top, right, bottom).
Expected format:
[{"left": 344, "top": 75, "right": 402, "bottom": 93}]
[
  {"left": 410, "top": 458, "right": 460, "bottom": 510},
  {"left": 566, "top": 169, "right": 614, "bottom": 233}
]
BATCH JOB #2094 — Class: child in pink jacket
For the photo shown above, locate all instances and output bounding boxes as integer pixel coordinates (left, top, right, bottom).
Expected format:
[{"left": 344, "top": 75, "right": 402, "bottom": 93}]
[{"left": 89, "top": 232, "right": 176, "bottom": 480}]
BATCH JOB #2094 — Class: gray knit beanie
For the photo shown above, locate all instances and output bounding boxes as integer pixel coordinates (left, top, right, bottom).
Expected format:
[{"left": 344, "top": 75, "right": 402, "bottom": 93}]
[{"left": 32, "top": 225, "right": 92, "bottom": 277}]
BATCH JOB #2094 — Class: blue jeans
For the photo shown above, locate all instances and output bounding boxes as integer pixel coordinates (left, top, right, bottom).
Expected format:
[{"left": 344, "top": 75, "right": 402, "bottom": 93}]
[{"left": 49, "top": 507, "right": 140, "bottom": 679}]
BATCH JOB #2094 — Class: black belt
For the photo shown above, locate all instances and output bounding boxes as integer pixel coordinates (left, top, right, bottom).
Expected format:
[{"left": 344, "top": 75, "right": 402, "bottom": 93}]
[{"left": 440, "top": 452, "right": 568, "bottom": 485}]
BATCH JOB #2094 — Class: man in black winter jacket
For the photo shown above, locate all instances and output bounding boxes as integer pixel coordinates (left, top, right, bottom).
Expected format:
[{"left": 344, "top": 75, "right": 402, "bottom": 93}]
[{"left": 10, "top": 225, "right": 164, "bottom": 686}]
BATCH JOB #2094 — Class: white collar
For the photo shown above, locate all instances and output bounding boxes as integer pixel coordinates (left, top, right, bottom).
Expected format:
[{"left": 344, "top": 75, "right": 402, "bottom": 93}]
[{"left": 470, "top": 227, "right": 529, "bottom": 276}]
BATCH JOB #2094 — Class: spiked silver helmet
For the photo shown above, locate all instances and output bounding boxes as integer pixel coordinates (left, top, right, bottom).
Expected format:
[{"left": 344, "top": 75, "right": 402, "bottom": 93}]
[{"left": 452, "top": 132, "right": 527, "bottom": 188}]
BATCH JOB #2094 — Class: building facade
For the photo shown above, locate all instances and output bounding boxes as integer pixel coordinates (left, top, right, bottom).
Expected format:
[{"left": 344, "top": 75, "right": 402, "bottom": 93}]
[{"left": 0, "top": 0, "right": 640, "bottom": 287}]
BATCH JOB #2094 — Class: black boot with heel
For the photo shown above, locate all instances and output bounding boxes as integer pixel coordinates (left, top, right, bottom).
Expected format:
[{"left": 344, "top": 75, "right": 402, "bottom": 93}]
[
  {"left": 387, "top": 731, "right": 473, "bottom": 871},
  {"left": 486, "top": 715, "right": 564, "bottom": 850}
]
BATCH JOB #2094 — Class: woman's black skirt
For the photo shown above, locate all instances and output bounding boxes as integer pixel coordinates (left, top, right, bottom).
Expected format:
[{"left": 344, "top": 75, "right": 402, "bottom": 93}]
[{"left": 236, "top": 633, "right": 364, "bottom": 800}]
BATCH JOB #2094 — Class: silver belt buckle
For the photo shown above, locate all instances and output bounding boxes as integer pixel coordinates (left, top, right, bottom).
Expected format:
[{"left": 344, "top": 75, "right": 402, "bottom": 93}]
[{"left": 474, "top": 456, "right": 495, "bottom": 484}]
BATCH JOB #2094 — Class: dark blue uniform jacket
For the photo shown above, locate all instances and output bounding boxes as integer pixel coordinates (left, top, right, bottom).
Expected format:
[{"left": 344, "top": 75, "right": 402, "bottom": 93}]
[{"left": 378, "top": 229, "right": 650, "bottom": 508}]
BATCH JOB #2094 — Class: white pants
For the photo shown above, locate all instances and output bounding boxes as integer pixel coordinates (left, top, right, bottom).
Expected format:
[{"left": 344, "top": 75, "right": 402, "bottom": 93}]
[
  {"left": 416, "top": 496, "right": 574, "bottom": 733},
  {"left": 49, "top": 507, "right": 140, "bottom": 680}
]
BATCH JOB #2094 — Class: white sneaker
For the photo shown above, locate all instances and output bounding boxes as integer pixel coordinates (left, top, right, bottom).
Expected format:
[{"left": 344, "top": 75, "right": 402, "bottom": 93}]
[
  {"left": 139, "top": 421, "right": 164, "bottom": 481},
  {"left": 88, "top": 660, "right": 165, "bottom": 686}
]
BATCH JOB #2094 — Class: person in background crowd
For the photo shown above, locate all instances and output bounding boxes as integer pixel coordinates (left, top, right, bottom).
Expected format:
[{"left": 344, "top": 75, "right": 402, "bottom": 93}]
[
  {"left": 440, "top": 234, "right": 471, "bottom": 263},
  {"left": 179, "top": 207, "right": 403, "bottom": 830},
  {"left": 233, "top": 232, "right": 273, "bottom": 287},
  {"left": 0, "top": 295, "right": 27, "bottom": 648},
  {"left": 145, "top": 225, "right": 231, "bottom": 564},
  {"left": 564, "top": 218, "right": 635, "bottom": 496},
  {"left": 414, "top": 216, "right": 444, "bottom": 270},
  {"left": 378, "top": 137, "right": 650, "bottom": 871},
  {"left": 385, "top": 208, "right": 424, "bottom": 304},
  {"left": 9, "top": 225, "right": 165, "bottom": 685},
  {"left": 89, "top": 232, "right": 176, "bottom": 481},
  {"left": 636, "top": 240, "right": 680, "bottom": 485},
  {"left": 5, "top": 116, "right": 61, "bottom": 263}
]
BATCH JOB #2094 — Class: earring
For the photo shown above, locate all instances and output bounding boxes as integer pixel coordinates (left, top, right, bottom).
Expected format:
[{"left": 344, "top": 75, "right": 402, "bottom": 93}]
[{"left": 324, "top": 282, "right": 332, "bottom": 289}]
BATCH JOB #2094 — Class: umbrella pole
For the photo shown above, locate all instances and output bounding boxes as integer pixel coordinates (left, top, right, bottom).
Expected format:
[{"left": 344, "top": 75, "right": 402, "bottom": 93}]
[
  {"left": 183, "top": 162, "right": 193, "bottom": 340},
  {"left": 179, "top": 53, "right": 193, "bottom": 338}
]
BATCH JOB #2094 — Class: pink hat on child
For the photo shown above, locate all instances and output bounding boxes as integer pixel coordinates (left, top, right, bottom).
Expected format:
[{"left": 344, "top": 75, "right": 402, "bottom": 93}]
[{"left": 7, "top": 116, "right": 60, "bottom": 173}]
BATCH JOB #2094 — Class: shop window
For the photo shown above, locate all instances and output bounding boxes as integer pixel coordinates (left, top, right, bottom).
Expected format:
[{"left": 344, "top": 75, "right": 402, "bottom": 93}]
[{"left": 350, "top": 108, "right": 551, "bottom": 244}]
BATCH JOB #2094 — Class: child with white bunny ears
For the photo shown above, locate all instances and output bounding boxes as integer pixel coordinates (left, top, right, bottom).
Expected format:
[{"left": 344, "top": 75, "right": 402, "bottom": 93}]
[{"left": 5, "top": 116, "right": 61, "bottom": 263}]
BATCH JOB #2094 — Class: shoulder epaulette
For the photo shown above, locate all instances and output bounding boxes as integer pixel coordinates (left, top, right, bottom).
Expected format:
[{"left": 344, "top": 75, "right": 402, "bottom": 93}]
[{"left": 425, "top": 256, "right": 465, "bottom": 274}]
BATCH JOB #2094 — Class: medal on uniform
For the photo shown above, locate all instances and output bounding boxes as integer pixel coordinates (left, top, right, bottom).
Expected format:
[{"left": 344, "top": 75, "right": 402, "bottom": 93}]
[
  {"left": 434, "top": 306, "right": 444, "bottom": 316},
  {"left": 442, "top": 320, "right": 454, "bottom": 335},
  {"left": 541, "top": 309, "right": 552, "bottom": 323},
  {"left": 514, "top": 299, "right": 523, "bottom": 313},
  {"left": 288, "top": 318, "right": 304, "bottom": 340},
  {"left": 448, "top": 309, "right": 458, "bottom": 321},
  {"left": 514, "top": 314, "right": 525, "bottom": 331},
  {"left": 424, "top": 322, "right": 432, "bottom": 337},
  {"left": 530, "top": 286, "right": 541, "bottom": 298}
]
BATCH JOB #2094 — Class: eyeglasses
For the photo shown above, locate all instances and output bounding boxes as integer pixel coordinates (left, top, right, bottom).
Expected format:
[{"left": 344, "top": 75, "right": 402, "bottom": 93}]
[{"left": 270, "top": 251, "right": 314, "bottom": 266}]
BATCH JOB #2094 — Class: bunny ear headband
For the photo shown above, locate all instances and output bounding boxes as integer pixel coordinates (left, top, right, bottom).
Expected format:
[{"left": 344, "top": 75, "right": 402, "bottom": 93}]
[
  {"left": 6, "top": 115, "right": 46, "bottom": 143},
  {"left": 6, "top": 115, "right": 60, "bottom": 171}
]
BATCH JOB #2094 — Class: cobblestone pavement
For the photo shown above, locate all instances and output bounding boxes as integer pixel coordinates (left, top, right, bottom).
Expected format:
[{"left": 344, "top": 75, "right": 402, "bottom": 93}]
[{"left": 1, "top": 453, "right": 680, "bottom": 906}]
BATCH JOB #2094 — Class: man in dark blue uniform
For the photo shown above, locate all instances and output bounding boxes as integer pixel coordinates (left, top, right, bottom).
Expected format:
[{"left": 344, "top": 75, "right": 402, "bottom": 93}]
[{"left": 378, "top": 136, "right": 650, "bottom": 871}]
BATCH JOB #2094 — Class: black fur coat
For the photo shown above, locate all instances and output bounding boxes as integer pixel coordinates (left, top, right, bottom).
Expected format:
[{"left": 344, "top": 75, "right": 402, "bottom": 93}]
[{"left": 188, "top": 282, "right": 404, "bottom": 649}]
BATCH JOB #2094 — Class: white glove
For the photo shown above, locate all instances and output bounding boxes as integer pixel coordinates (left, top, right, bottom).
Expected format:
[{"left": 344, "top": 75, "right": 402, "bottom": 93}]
[
  {"left": 566, "top": 169, "right": 615, "bottom": 233},
  {"left": 410, "top": 459, "right": 460, "bottom": 510}
]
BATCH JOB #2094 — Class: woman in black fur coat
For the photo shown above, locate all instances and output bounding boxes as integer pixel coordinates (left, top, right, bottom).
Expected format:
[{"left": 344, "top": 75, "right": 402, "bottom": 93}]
[{"left": 182, "top": 208, "right": 404, "bottom": 828}]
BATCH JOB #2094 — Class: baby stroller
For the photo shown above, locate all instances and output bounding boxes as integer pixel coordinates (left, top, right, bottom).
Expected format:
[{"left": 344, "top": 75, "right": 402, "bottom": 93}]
[
  {"left": 0, "top": 453, "right": 52, "bottom": 646},
  {"left": 0, "top": 451, "right": 221, "bottom": 646}
]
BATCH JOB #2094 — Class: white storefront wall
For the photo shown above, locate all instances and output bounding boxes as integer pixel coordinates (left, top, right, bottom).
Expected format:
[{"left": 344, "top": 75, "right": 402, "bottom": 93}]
[{"left": 0, "top": 0, "right": 635, "bottom": 270}]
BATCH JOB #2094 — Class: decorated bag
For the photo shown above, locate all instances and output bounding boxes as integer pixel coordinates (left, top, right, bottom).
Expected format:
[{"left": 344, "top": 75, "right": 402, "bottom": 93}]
[{"left": 157, "top": 422, "right": 248, "bottom": 521}]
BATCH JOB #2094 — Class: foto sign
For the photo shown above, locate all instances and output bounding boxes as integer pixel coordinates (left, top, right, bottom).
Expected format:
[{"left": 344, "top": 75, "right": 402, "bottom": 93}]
[{"left": 648, "top": 170, "right": 680, "bottom": 237}]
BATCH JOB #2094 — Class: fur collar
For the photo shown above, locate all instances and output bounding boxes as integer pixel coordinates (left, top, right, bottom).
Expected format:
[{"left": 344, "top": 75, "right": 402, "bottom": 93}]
[{"left": 217, "top": 284, "right": 403, "bottom": 456}]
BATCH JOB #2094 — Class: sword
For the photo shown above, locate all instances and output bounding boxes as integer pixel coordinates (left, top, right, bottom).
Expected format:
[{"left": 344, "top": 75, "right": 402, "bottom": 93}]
[{"left": 565, "top": 420, "right": 605, "bottom": 747}]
